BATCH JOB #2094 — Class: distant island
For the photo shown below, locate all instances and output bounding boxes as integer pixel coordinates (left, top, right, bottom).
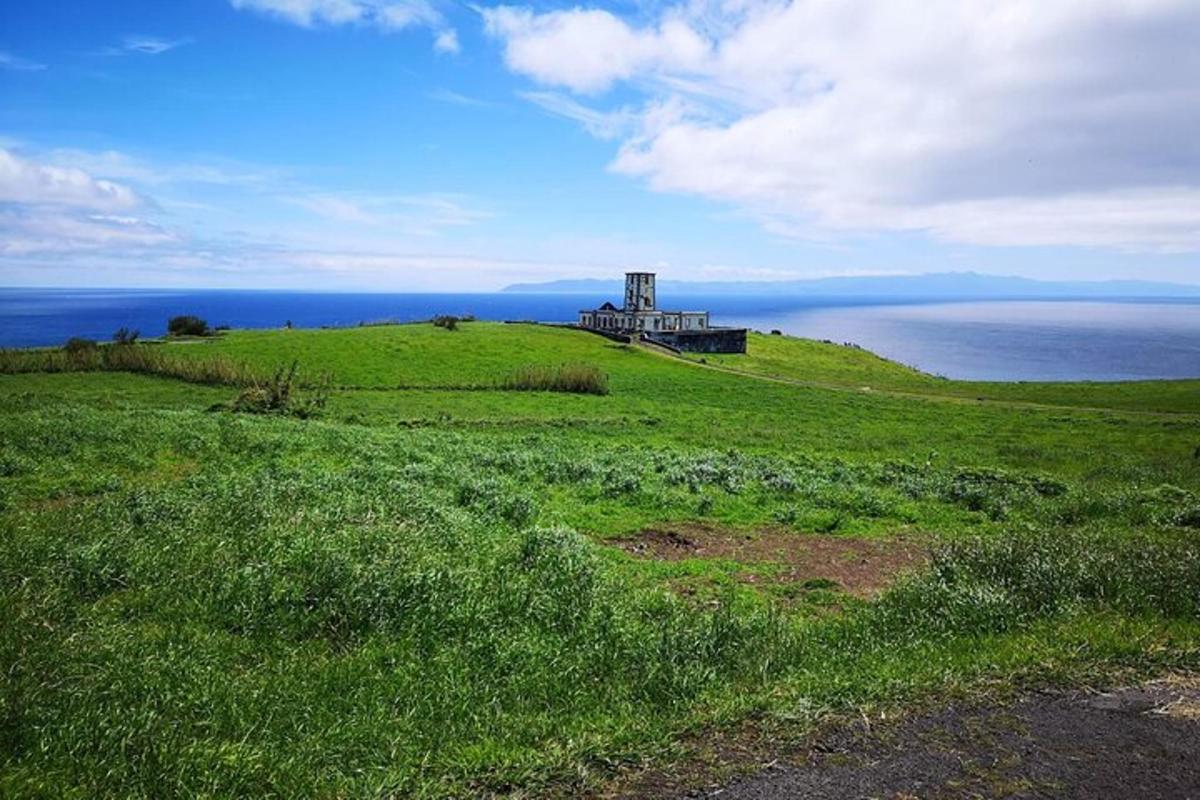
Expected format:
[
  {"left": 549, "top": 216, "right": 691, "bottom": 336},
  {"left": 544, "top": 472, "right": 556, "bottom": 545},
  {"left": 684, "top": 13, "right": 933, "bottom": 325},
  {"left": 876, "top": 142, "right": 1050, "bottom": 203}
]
[{"left": 502, "top": 271, "right": 1200, "bottom": 299}]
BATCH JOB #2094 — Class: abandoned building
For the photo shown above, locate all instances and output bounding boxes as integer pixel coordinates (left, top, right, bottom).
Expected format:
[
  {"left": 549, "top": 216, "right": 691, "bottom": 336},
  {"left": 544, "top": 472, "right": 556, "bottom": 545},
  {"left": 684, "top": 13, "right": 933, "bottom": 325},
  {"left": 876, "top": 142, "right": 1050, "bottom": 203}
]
[{"left": 578, "top": 272, "right": 747, "bottom": 354}]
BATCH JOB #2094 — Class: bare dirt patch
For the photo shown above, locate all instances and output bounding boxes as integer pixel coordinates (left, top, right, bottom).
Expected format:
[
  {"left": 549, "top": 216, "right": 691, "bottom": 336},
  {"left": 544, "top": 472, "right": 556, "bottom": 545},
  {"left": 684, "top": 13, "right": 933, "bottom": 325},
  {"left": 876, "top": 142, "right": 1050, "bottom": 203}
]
[
  {"left": 597, "top": 677, "right": 1200, "bottom": 800},
  {"left": 614, "top": 523, "right": 927, "bottom": 598}
]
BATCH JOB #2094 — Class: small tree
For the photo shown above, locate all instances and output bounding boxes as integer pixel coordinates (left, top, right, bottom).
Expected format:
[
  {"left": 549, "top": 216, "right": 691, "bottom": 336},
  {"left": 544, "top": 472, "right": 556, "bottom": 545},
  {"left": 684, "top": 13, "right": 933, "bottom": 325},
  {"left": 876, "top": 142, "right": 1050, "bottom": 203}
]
[
  {"left": 432, "top": 315, "right": 460, "bottom": 331},
  {"left": 113, "top": 327, "right": 140, "bottom": 345},
  {"left": 167, "top": 315, "right": 210, "bottom": 337}
]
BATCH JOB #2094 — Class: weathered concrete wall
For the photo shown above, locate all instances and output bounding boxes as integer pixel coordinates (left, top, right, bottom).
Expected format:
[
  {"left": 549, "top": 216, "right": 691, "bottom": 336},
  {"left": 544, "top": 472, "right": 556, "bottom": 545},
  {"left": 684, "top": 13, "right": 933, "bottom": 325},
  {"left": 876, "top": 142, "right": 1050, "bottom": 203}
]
[{"left": 645, "top": 328, "right": 747, "bottom": 354}]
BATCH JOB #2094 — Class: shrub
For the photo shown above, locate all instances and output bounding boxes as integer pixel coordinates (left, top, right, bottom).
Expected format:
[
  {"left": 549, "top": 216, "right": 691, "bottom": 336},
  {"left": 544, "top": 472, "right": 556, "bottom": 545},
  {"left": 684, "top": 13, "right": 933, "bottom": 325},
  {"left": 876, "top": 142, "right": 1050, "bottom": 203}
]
[
  {"left": 226, "top": 361, "right": 329, "bottom": 419},
  {"left": 167, "top": 315, "right": 211, "bottom": 337},
  {"left": 502, "top": 363, "right": 609, "bottom": 395},
  {"left": 62, "top": 337, "right": 100, "bottom": 368},
  {"left": 112, "top": 327, "right": 140, "bottom": 345},
  {"left": 63, "top": 337, "right": 98, "bottom": 354},
  {"left": 432, "top": 315, "right": 461, "bottom": 331}
]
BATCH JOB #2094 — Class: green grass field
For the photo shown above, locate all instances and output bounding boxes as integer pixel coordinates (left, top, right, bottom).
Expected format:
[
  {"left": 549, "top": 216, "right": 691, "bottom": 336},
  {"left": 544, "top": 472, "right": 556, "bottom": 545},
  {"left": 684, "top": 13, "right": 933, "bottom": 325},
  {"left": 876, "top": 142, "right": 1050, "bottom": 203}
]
[
  {"left": 689, "top": 331, "right": 1200, "bottom": 414},
  {"left": 2, "top": 321, "right": 1199, "bottom": 797}
]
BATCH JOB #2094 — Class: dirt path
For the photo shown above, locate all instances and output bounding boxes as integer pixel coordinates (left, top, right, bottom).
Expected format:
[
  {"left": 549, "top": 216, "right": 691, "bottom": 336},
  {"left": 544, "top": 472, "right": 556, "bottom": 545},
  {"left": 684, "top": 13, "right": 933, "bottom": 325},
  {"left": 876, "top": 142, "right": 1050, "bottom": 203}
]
[
  {"left": 615, "top": 524, "right": 927, "bottom": 599},
  {"left": 675, "top": 679, "right": 1200, "bottom": 799}
]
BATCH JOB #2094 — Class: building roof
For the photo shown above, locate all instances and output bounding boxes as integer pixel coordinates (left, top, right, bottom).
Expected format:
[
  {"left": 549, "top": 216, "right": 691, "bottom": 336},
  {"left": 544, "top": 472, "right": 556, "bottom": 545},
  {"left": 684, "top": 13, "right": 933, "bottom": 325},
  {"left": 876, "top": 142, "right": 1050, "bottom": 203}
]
[{"left": 598, "top": 301, "right": 618, "bottom": 310}]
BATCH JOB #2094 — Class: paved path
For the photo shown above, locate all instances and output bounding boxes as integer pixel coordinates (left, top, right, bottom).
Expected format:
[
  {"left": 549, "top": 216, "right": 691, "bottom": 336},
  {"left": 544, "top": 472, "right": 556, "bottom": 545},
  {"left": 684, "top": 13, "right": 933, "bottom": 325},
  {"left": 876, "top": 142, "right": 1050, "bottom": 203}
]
[{"left": 694, "top": 680, "right": 1200, "bottom": 800}]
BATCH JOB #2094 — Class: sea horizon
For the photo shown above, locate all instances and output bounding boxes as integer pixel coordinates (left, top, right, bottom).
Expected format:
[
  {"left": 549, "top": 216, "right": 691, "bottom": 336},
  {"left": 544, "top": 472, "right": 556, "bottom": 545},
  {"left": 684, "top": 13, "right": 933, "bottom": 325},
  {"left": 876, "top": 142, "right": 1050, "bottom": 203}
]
[{"left": 4, "top": 286, "right": 1199, "bottom": 383}]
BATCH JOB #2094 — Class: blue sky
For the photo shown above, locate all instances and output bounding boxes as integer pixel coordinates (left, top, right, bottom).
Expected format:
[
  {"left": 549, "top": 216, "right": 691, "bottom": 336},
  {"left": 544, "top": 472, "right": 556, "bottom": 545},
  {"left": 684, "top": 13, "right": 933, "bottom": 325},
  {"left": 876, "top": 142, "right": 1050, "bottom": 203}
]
[{"left": 1, "top": 0, "right": 1198, "bottom": 290}]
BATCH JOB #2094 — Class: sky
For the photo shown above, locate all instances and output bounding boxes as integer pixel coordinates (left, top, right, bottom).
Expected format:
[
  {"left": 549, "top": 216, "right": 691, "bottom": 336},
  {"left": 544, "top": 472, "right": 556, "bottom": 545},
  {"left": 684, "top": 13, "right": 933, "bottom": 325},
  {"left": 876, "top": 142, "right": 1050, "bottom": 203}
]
[{"left": 1, "top": 0, "right": 1198, "bottom": 291}]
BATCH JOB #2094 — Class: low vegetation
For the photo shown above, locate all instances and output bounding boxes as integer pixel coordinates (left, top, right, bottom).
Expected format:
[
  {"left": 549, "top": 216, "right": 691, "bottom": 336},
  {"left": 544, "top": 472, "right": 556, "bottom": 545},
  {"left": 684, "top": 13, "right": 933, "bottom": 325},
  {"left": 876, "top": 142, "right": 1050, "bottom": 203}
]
[
  {"left": 694, "top": 330, "right": 1200, "bottom": 414},
  {"left": 502, "top": 363, "right": 610, "bottom": 395},
  {"left": 1, "top": 321, "right": 1198, "bottom": 797},
  {"left": 112, "top": 327, "right": 140, "bottom": 345},
  {"left": 0, "top": 342, "right": 259, "bottom": 386},
  {"left": 167, "top": 314, "right": 212, "bottom": 337},
  {"left": 432, "top": 314, "right": 474, "bottom": 331},
  {"left": 224, "top": 361, "right": 330, "bottom": 418}
]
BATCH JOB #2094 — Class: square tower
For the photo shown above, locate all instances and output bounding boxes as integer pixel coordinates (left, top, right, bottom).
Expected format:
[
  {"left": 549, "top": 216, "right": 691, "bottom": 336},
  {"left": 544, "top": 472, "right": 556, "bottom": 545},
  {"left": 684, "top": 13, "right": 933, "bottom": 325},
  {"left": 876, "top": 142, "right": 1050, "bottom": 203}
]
[{"left": 624, "top": 272, "right": 655, "bottom": 312}]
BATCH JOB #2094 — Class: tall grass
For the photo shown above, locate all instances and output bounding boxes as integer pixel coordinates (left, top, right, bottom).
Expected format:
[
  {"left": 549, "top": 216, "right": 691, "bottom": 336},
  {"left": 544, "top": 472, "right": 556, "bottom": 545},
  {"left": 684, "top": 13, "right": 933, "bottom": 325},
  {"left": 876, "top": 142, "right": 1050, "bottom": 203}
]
[
  {"left": 227, "top": 361, "right": 330, "bottom": 418},
  {"left": 502, "top": 363, "right": 609, "bottom": 395},
  {"left": 0, "top": 344, "right": 259, "bottom": 386},
  {"left": 2, "top": 408, "right": 1199, "bottom": 797}
]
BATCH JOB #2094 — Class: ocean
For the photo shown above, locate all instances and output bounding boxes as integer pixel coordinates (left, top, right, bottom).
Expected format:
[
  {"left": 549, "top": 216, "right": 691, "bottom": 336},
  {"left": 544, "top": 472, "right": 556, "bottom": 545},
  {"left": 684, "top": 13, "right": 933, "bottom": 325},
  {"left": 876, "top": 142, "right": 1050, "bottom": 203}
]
[{"left": 2, "top": 288, "right": 1198, "bottom": 382}]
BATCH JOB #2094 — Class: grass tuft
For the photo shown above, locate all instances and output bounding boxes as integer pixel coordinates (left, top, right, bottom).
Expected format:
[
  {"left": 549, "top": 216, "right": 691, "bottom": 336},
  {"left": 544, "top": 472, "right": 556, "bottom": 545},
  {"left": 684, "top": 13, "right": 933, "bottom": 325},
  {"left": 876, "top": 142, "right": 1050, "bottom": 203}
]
[
  {"left": 502, "top": 363, "right": 609, "bottom": 395},
  {"left": 224, "top": 361, "right": 330, "bottom": 418},
  {"left": 0, "top": 344, "right": 260, "bottom": 386}
]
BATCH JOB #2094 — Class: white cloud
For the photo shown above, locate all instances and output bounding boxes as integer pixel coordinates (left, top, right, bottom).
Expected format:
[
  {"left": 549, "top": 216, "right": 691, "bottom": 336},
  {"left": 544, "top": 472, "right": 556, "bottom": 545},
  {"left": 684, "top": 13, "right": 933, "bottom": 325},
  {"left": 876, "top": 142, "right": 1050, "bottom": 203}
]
[
  {"left": 0, "top": 51, "right": 46, "bottom": 71},
  {"left": 290, "top": 191, "right": 492, "bottom": 235},
  {"left": 483, "top": 6, "right": 709, "bottom": 93},
  {"left": 434, "top": 28, "right": 460, "bottom": 53},
  {"left": 0, "top": 148, "right": 142, "bottom": 211},
  {"left": 109, "top": 36, "right": 192, "bottom": 55},
  {"left": 518, "top": 91, "right": 634, "bottom": 140},
  {"left": 0, "top": 148, "right": 177, "bottom": 257},
  {"left": 486, "top": 0, "right": 1200, "bottom": 252},
  {"left": 230, "top": 0, "right": 457, "bottom": 51},
  {"left": 0, "top": 209, "right": 177, "bottom": 255},
  {"left": 0, "top": 143, "right": 646, "bottom": 289},
  {"left": 428, "top": 88, "right": 494, "bottom": 108},
  {"left": 40, "top": 147, "right": 283, "bottom": 188}
]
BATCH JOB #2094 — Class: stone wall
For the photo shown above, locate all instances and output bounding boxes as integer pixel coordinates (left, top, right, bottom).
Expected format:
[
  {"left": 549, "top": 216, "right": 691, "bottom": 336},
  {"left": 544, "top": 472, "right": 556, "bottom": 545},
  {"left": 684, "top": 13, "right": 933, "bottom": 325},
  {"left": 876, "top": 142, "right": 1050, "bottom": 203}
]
[{"left": 645, "top": 328, "right": 747, "bottom": 354}]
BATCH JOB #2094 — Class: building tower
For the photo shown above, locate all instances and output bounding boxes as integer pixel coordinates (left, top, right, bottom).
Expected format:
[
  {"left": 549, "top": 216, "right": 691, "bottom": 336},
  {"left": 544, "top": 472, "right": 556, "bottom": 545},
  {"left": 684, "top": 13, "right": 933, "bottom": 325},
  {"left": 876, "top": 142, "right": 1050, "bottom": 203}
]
[{"left": 624, "top": 272, "right": 655, "bottom": 312}]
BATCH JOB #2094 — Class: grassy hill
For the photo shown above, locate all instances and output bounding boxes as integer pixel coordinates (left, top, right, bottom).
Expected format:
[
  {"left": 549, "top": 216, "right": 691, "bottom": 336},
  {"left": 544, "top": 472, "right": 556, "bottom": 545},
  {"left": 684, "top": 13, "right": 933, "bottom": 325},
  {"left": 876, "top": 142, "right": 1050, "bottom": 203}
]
[
  {"left": 690, "top": 331, "right": 1200, "bottom": 414},
  {"left": 2, "top": 321, "right": 1199, "bottom": 797}
]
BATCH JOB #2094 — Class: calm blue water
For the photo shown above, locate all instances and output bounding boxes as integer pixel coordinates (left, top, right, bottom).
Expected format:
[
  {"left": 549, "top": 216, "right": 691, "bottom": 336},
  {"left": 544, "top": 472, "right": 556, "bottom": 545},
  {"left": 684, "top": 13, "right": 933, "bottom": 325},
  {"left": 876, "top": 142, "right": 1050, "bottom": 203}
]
[{"left": 2, "top": 288, "right": 1198, "bottom": 382}]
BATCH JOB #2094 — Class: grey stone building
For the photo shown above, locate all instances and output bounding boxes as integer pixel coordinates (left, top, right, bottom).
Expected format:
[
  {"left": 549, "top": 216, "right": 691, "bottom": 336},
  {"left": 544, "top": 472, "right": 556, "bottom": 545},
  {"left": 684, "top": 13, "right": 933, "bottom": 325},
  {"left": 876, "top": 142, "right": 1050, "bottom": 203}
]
[{"left": 578, "top": 272, "right": 747, "bottom": 353}]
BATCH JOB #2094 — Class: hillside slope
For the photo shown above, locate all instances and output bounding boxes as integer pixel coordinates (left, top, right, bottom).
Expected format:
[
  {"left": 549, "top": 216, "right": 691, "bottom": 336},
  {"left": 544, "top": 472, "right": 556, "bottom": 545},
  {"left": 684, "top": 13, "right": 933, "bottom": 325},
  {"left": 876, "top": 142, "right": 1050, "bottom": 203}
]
[{"left": 2, "top": 320, "right": 1200, "bottom": 797}]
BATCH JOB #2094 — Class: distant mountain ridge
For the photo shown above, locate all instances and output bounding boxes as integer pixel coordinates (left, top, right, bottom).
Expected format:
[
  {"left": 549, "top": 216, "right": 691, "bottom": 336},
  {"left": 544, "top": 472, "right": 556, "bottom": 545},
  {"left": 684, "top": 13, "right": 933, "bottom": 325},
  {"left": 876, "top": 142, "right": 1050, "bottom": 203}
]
[{"left": 501, "top": 272, "right": 1200, "bottom": 298}]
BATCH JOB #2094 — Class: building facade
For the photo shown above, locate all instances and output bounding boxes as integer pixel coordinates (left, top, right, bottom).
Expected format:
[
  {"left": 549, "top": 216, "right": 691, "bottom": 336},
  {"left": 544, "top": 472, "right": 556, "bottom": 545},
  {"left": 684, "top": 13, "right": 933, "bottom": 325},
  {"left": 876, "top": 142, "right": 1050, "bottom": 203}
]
[
  {"left": 578, "top": 272, "right": 746, "bottom": 353},
  {"left": 578, "top": 272, "right": 710, "bottom": 334}
]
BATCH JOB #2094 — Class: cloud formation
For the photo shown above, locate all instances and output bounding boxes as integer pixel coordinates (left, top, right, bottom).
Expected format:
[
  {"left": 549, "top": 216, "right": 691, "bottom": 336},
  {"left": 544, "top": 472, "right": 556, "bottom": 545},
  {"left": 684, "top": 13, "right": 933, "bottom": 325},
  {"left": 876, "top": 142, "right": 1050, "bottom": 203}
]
[
  {"left": 0, "top": 148, "right": 178, "bottom": 256},
  {"left": 0, "top": 148, "right": 142, "bottom": 211},
  {"left": 107, "top": 36, "right": 192, "bottom": 55},
  {"left": 518, "top": 91, "right": 634, "bottom": 139},
  {"left": 231, "top": 0, "right": 457, "bottom": 52},
  {"left": 290, "top": 191, "right": 492, "bottom": 235},
  {"left": 0, "top": 144, "right": 528, "bottom": 289},
  {"left": 0, "top": 51, "right": 46, "bottom": 71},
  {"left": 486, "top": 0, "right": 1200, "bottom": 252},
  {"left": 434, "top": 28, "right": 459, "bottom": 54}
]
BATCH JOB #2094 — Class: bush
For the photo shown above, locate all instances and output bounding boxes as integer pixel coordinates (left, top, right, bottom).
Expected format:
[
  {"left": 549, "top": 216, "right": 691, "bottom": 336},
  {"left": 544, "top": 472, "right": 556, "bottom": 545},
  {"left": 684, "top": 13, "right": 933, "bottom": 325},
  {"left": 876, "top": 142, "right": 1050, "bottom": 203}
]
[
  {"left": 112, "top": 327, "right": 139, "bottom": 345},
  {"left": 432, "top": 315, "right": 462, "bottom": 331},
  {"left": 167, "top": 315, "right": 211, "bottom": 337},
  {"left": 63, "top": 337, "right": 98, "bottom": 354},
  {"left": 502, "top": 363, "right": 609, "bottom": 395},
  {"left": 226, "top": 361, "right": 329, "bottom": 419}
]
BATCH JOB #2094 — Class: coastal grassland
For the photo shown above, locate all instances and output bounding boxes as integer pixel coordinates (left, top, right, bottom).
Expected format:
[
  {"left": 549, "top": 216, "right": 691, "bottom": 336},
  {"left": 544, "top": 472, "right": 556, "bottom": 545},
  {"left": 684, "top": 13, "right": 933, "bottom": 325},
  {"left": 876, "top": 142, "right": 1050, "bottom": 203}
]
[
  {"left": 2, "top": 322, "right": 1200, "bottom": 797},
  {"left": 157, "top": 322, "right": 633, "bottom": 389},
  {"left": 692, "top": 331, "right": 1200, "bottom": 414},
  {"left": 4, "top": 322, "right": 1199, "bottom": 488}
]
